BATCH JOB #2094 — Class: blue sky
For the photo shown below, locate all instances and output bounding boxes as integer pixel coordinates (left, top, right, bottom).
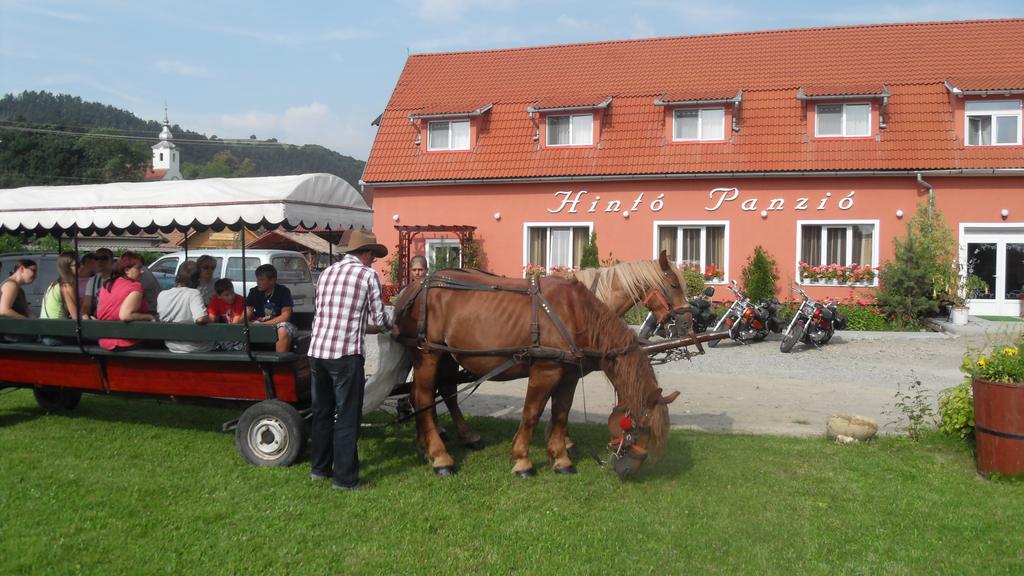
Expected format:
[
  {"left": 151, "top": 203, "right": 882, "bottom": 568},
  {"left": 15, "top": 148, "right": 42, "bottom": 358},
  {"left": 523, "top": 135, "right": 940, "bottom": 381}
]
[{"left": 2, "top": 0, "right": 1023, "bottom": 161}]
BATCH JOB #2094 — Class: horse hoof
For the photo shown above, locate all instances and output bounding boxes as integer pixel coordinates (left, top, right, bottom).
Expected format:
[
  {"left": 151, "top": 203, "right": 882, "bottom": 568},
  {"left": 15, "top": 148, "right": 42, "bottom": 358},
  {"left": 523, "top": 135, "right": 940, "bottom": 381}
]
[
  {"left": 433, "top": 466, "right": 456, "bottom": 477},
  {"left": 514, "top": 468, "right": 537, "bottom": 478},
  {"left": 554, "top": 465, "right": 577, "bottom": 475},
  {"left": 463, "top": 439, "right": 485, "bottom": 451}
]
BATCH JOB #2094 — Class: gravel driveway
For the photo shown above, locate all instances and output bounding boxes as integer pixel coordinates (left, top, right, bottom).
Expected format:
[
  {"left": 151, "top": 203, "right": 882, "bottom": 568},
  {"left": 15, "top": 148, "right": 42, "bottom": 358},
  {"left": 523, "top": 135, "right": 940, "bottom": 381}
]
[{"left": 365, "top": 320, "right": 1022, "bottom": 438}]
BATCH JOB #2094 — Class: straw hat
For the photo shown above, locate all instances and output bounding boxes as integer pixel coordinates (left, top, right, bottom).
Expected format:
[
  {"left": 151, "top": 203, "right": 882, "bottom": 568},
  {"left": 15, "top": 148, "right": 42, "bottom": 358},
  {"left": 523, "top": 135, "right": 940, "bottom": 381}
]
[{"left": 344, "top": 230, "right": 388, "bottom": 258}]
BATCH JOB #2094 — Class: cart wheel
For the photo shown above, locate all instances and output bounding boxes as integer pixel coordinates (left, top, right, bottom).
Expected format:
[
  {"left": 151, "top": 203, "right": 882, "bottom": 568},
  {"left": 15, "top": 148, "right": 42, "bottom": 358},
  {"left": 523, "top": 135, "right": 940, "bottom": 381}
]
[
  {"left": 33, "top": 387, "right": 82, "bottom": 412},
  {"left": 236, "top": 400, "right": 306, "bottom": 467}
]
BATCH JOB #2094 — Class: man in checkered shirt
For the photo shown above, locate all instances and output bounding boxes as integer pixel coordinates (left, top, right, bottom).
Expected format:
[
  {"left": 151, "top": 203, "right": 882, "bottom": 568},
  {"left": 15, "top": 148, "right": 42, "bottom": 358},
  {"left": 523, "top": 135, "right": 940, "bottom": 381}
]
[{"left": 309, "top": 230, "right": 391, "bottom": 491}]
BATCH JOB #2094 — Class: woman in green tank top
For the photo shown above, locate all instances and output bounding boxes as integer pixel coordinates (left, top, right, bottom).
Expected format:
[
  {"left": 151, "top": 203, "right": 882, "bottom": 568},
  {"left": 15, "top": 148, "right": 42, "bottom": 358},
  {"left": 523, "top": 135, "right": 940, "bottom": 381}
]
[{"left": 40, "top": 252, "right": 83, "bottom": 345}]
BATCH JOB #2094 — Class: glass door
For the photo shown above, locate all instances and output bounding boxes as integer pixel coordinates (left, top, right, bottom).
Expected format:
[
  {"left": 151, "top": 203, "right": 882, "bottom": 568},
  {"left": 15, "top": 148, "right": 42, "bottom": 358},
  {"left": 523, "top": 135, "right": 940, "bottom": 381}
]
[{"left": 962, "top": 228, "right": 1024, "bottom": 317}]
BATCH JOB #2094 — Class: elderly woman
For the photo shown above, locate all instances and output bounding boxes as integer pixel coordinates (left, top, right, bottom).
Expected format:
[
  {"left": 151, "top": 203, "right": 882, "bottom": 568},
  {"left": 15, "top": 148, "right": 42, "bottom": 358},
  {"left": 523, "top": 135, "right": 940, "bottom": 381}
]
[
  {"left": 96, "top": 251, "right": 156, "bottom": 350},
  {"left": 195, "top": 254, "right": 218, "bottom": 305}
]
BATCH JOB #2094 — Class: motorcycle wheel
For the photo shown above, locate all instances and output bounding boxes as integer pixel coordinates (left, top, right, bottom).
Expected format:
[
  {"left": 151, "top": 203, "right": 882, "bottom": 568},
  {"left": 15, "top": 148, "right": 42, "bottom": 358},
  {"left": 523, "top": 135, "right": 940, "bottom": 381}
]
[
  {"left": 708, "top": 315, "right": 733, "bottom": 348},
  {"left": 638, "top": 312, "right": 657, "bottom": 340},
  {"left": 819, "top": 325, "right": 835, "bottom": 345},
  {"left": 780, "top": 319, "right": 805, "bottom": 353}
]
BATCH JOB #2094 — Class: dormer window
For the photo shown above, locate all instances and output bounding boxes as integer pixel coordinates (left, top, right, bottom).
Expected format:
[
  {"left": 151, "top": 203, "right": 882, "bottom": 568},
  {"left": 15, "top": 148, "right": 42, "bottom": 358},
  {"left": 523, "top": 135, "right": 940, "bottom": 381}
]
[
  {"left": 427, "top": 120, "right": 470, "bottom": 151},
  {"left": 408, "top": 103, "right": 492, "bottom": 151},
  {"left": 673, "top": 108, "right": 725, "bottom": 141},
  {"left": 815, "top": 103, "right": 870, "bottom": 137},
  {"left": 965, "top": 100, "right": 1021, "bottom": 146},
  {"left": 796, "top": 86, "right": 889, "bottom": 138},
  {"left": 546, "top": 114, "right": 593, "bottom": 146}
]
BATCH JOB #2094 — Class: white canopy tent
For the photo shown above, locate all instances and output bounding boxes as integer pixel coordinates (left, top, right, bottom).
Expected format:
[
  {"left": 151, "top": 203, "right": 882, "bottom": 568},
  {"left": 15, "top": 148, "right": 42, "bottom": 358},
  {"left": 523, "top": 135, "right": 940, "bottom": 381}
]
[{"left": 0, "top": 173, "right": 373, "bottom": 236}]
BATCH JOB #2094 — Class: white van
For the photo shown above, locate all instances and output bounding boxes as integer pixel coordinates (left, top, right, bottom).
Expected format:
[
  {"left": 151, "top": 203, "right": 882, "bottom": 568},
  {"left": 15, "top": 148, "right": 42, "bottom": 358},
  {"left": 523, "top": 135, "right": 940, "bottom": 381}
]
[{"left": 149, "top": 250, "right": 315, "bottom": 315}]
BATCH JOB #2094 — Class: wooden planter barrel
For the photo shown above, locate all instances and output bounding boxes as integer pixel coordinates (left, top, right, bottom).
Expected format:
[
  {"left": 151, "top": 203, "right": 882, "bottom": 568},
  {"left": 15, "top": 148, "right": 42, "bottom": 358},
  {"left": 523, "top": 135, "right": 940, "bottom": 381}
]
[{"left": 972, "top": 379, "right": 1024, "bottom": 477}]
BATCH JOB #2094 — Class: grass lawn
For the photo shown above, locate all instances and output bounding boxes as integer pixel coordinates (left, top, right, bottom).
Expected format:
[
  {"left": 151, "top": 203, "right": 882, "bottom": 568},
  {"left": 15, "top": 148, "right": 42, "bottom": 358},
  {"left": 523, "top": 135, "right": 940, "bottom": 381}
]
[{"left": 1, "top": 389, "right": 1023, "bottom": 575}]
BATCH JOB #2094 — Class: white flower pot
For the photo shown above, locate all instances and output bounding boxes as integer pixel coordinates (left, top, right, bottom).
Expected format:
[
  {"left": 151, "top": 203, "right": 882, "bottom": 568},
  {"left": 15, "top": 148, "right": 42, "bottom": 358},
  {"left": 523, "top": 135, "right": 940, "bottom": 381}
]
[{"left": 950, "top": 306, "right": 969, "bottom": 326}]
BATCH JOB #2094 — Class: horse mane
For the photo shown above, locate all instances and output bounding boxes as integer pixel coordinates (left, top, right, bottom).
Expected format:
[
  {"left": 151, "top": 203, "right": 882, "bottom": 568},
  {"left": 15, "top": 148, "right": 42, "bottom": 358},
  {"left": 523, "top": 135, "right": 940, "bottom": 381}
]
[
  {"left": 569, "top": 260, "right": 680, "bottom": 304},
  {"left": 560, "top": 279, "right": 670, "bottom": 457}
]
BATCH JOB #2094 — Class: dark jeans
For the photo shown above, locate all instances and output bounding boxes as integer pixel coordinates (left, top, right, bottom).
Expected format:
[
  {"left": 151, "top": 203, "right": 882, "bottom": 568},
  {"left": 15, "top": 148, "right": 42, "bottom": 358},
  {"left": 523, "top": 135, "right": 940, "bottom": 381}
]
[{"left": 310, "top": 355, "right": 365, "bottom": 487}]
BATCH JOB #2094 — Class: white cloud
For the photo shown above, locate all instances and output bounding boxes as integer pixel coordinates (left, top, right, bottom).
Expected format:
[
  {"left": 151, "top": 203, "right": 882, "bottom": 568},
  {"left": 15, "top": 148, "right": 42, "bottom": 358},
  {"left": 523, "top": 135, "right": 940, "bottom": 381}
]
[
  {"left": 415, "top": 0, "right": 519, "bottom": 22},
  {"left": 9, "top": 4, "right": 95, "bottom": 23},
  {"left": 156, "top": 60, "right": 213, "bottom": 78},
  {"left": 629, "top": 16, "right": 657, "bottom": 39},
  {"left": 203, "top": 102, "right": 374, "bottom": 159}
]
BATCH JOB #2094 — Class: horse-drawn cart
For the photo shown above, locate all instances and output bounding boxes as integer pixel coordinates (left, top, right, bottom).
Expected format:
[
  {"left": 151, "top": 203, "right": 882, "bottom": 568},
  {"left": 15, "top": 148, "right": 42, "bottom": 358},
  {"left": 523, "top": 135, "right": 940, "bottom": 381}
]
[{"left": 0, "top": 174, "right": 371, "bottom": 467}]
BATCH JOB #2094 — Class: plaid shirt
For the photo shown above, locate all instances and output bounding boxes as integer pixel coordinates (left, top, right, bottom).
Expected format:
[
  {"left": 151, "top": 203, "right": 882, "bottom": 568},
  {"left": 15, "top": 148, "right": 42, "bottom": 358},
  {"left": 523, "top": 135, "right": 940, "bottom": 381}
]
[{"left": 308, "top": 254, "right": 390, "bottom": 359}]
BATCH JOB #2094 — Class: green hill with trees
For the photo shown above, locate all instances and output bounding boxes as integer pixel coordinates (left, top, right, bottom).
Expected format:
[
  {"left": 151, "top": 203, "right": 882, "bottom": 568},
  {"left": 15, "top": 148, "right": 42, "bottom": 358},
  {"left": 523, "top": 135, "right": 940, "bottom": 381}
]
[{"left": 0, "top": 91, "right": 366, "bottom": 188}]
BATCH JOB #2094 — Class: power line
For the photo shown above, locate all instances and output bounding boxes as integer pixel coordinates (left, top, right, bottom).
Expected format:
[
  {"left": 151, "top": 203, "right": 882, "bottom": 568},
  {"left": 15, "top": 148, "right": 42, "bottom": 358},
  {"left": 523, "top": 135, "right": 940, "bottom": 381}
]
[{"left": 0, "top": 123, "right": 304, "bottom": 149}]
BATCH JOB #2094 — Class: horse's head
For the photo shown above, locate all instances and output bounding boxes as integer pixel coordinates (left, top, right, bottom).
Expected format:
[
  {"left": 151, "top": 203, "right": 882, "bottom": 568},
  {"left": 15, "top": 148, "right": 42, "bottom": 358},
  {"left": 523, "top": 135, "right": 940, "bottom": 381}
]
[
  {"left": 641, "top": 251, "right": 692, "bottom": 338},
  {"left": 606, "top": 387, "right": 680, "bottom": 480}
]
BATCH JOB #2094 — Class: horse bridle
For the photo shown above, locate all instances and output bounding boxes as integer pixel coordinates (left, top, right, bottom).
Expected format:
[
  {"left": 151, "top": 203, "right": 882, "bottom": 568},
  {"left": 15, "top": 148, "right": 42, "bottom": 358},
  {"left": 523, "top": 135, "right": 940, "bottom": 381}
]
[
  {"left": 640, "top": 270, "right": 690, "bottom": 331},
  {"left": 606, "top": 402, "right": 652, "bottom": 477}
]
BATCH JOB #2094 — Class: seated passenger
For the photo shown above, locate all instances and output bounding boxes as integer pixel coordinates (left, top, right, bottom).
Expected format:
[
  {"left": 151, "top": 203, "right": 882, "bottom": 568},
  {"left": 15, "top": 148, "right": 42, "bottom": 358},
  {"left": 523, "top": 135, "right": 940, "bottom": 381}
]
[
  {"left": 0, "top": 258, "right": 38, "bottom": 342},
  {"left": 208, "top": 278, "right": 245, "bottom": 324},
  {"left": 157, "top": 261, "right": 213, "bottom": 353},
  {"left": 40, "top": 252, "right": 86, "bottom": 345},
  {"left": 96, "top": 251, "right": 157, "bottom": 351},
  {"left": 77, "top": 252, "right": 98, "bottom": 310},
  {"left": 196, "top": 254, "right": 217, "bottom": 305},
  {"left": 245, "top": 264, "right": 294, "bottom": 353},
  {"left": 0, "top": 258, "right": 37, "bottom": 319}
]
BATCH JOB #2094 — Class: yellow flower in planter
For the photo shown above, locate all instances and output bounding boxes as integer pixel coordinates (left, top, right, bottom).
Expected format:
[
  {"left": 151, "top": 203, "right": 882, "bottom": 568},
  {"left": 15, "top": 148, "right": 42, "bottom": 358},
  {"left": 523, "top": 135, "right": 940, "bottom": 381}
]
[{"left": 962, "top": 337, "right": 1024, "bottom": 383}]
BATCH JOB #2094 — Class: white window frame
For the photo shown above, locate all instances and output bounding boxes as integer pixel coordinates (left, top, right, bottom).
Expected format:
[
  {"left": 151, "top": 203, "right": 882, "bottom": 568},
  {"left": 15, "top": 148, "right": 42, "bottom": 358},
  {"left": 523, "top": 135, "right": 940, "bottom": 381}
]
[
  {"left": 814, "top": 102, "right": 872, "bottom": 138},
  {"left": 672, "top": 107, "right": 726, "bottom": 141},
  {"left": 425, "top": 238, "right": 462, "bottom": 268},
  {"left": 522, "top": 221, "right": 594, "bottom": 273},
  {"left": 545, "top": 114, "right": 593, "bottom": 147},
  {"left": 651, "top": 220, "right": 730, "bottom": 283},
  {"left": 795, "top": 219, "right": 880, "bottom": 286},
  {"left": 964, "top": 99, "right": 1022, "bottom": 146},
  {"left": 426, "top": 119, "right": 471, "bottom": 151}
]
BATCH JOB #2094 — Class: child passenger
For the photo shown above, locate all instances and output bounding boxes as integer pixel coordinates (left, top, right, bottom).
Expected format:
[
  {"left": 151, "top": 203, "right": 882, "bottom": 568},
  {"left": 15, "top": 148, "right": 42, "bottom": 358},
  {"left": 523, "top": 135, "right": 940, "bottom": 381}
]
[
  {"left": 245, "top": 264, "right": 294, "bottom": 353},
  {"left": 207, "top": 279, "right": 244, "bottom": 324}
]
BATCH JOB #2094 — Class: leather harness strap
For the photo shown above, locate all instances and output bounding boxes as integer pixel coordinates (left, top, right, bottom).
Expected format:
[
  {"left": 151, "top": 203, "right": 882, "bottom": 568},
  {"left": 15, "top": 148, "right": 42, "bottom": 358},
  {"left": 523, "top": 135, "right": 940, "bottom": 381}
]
[{"left": 401, "top": 273, "right": 635, "bottom": 365}]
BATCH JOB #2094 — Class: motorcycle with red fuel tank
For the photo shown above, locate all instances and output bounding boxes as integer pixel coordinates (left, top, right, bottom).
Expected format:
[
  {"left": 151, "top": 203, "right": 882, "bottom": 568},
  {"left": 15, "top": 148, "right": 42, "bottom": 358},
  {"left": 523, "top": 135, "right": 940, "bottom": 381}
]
[
  {"left": 707, "top": 280, "right": 783, "bottom": 347},
  {"left": 779, "top": 286, "right": 848, "bottom": 353}
]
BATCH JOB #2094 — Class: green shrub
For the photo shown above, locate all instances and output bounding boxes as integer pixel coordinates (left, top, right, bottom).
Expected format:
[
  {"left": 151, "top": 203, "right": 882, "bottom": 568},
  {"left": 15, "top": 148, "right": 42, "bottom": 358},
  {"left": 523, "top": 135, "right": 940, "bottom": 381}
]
[
  {"left": 740, "top": 245, "right": 779, "bottom": 302},
  {"left": 622, "top": 304, "right": 647, "bottom": 325},
  {"left": 579, "top": 233, "right": 599, "bottom": 269},
  {"left": 681, "top": 267, "right": 705, "bottom": 298},
  {"left": 938, "top": 380, "right": 974, "bottom": 439},
  {"left": 877, "top": 199, "right": 955, "bottom": 328},
  {"left": 838, "top": 302, "right": 899, "bottom": 331}
]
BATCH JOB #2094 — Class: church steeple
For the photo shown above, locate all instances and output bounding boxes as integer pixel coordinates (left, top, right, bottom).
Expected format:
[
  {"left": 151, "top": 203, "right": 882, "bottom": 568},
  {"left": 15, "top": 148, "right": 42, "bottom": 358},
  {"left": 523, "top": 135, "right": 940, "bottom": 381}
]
[{"left": 151, "top": 105, "right": 181, "bottom": 180}]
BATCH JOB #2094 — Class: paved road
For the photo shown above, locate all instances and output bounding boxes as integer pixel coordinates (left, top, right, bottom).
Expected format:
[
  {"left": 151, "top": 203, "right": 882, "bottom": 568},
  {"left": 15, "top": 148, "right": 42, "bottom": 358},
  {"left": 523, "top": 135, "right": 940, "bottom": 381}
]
[{"left": 365, "top": 319, "right": 1024, "bottom": 438}]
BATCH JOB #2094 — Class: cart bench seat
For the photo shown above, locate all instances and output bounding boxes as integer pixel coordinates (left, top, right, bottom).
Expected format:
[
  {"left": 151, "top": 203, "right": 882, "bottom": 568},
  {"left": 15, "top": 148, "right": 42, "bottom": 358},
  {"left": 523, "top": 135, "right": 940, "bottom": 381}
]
[{"left": 0, "top": 318, "right": 309, "bottom": 403}]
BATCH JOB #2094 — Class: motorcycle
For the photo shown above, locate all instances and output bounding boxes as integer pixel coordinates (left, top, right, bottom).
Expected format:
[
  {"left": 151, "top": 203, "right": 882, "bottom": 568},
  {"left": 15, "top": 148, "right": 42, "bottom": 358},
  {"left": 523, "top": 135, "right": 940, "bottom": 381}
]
[
  {"left": 639, "top": 286, "right": 717, "bottom": 340},
  {"left": 779, "top": 286, "right": 848, "bottom": 353},
  {"left": 708, "top": 280, "right": 783, "bottom": 347}
]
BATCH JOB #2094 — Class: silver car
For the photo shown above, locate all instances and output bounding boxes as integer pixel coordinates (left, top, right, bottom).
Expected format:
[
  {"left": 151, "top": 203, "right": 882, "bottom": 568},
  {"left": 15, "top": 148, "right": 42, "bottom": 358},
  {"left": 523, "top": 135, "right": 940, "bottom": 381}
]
[{"left": 149, "top": 249, "right": 315, "bottom": 315}]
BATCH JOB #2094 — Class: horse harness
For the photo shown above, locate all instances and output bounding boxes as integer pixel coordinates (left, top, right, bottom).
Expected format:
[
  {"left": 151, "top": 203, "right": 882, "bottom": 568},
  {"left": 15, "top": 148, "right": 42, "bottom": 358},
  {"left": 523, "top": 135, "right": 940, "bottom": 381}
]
[{"left": 396, "top": 271, "right": 638, "bottom": 366}]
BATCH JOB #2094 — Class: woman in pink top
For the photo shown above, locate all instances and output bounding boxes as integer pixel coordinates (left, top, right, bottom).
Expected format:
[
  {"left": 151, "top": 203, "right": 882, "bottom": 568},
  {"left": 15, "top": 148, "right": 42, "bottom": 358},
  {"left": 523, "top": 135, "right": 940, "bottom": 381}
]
[{"left": 96, "top": 252, "right": 157, "bottom": 350}]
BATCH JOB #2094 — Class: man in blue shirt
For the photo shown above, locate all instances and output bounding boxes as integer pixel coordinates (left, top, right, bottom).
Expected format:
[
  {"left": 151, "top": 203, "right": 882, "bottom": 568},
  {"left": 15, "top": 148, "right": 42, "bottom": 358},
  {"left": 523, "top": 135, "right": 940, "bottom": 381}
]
[{"left": 246, "top": 264, "right": 295, "bottom": 353}]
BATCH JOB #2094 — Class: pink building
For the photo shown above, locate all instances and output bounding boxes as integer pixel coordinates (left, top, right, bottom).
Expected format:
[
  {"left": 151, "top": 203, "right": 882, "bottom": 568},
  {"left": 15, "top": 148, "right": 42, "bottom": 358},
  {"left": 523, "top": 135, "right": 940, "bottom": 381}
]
[{"left": 363, "top": 19, "right": 1024, "bottom": 316}]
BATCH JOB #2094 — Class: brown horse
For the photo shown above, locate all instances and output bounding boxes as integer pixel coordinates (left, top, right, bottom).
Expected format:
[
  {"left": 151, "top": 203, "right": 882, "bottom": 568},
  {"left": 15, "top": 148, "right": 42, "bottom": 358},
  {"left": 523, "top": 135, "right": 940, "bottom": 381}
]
[
  {"left": 431, "top": 251, "right": 691, "bottom": 451},
  {"left": 393, "top": 269, "right": 680, "bottom": 478}
]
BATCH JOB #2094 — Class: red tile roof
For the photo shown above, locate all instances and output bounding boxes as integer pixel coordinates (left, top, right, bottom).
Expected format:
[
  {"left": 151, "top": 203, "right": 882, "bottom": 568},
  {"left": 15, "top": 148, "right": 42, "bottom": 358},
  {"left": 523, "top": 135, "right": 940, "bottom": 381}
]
[{"left": 364, "top": 19, "right": 1024, "bottom": 184}]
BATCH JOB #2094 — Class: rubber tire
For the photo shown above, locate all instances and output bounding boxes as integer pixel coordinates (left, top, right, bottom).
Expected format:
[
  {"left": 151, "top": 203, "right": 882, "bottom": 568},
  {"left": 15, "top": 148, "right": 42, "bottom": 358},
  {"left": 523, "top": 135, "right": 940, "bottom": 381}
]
[
  {"left": 780, "top": 320, "right": 805, "bottom": 353},
  {"left": 236, "top": 399, "right": 306, "bottom": 467},
  {"left": 33, "top": 387, "right": 82, "bottom": 412},
  {"left": 708, "top": 315, "right": 734, "bottom": 348}
]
